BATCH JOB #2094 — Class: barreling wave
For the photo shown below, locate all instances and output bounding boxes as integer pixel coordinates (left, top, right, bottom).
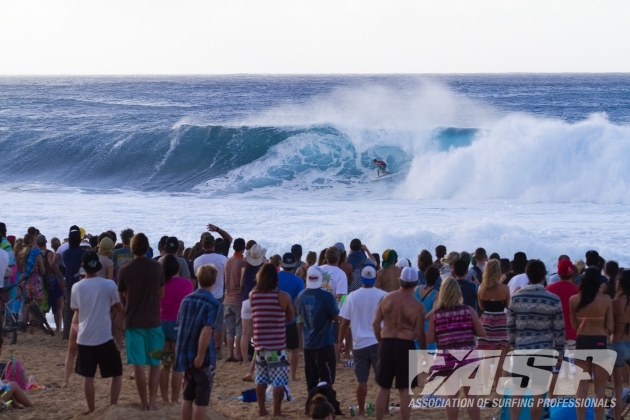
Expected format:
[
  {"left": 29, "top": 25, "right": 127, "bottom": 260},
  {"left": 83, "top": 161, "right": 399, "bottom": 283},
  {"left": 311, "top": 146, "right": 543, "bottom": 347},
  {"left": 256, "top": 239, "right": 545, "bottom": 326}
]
[{"left": 1, "top": 80, "right": 629, "bottom": 203}]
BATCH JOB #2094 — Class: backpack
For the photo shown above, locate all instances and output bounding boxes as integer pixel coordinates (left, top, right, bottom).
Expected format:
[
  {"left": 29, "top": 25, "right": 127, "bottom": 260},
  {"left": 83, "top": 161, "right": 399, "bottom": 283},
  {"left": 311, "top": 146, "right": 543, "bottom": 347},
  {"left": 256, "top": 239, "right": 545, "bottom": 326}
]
[
  {"left": 3, "top": 356, "right": 27, "bottom": 390},
  {"left": 349, "top": 257, "right": 368, "bottom": 293}
]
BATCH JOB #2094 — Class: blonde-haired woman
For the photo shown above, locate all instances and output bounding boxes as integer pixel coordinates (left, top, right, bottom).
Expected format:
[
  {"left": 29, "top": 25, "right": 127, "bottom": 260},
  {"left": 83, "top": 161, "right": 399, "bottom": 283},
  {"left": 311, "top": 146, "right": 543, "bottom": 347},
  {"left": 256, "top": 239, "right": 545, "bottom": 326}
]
[
  {"left": 439, "top": 252, "right": 460, "bottom": 281},
  {"left": 427, "top": 277, "right": 485, "bottom": 420},
  {"left": 476, "top": 259, "right": 510, "bottom": 392}
]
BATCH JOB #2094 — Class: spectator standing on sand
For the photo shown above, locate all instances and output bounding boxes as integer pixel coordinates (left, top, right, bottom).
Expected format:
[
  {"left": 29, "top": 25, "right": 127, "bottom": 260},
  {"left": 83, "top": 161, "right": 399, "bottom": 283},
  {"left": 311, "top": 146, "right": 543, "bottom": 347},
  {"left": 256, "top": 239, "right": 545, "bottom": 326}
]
[
  {"left": 376, "top": 249, "right": 402, "bottom": 292},
  {"left": 175, "top": 264, "right": 222, "bottom": 420},
  {"left": 507, "top": 260, "right": 565, "bottom": 420},
  {"left": 193, "top": 235, "right": 228, "bottom": 358},
  {"left": 160, "top": 236, "right": 191, "bottom": 279},
  {"left": 373, "top": 267, "right": 426, "bottom": 420},
  {"left": 118, "top": 233, "right": 166, "bottom": 411},
  {"left": 278, "top": 252, "right": 305, "bottom": 382},
  {"left": 250, "top": 264, "right": 294, "bottom": 417},
  {"left": 318, "top": 246, "right": 348, "bottom": 363},
  {"left": 223, "top": 238, "right": 247, "bottom": 363},
  {"left": 546, "top": 259, "right": 579, "bottom": 349},
  {"left": 453, "top": 258, "right": 478, "bottom": 312},
  {"left": 61, "top": 226, "right": 85, "bottom": 339},
  {"left": 71, "top": 252, "right": 123, "bottom": 413},
  {"left": 339, "top": 265, "right": 386, "bottom": 417},
  {"left": 434, "top": 245, "right": 447, "bottom": 269},
  {"left": 297, "top": 266, "right": 340, "bottom": 391},
  {"left": 159, "top": 255, "right": 194, "bottom": 403}
]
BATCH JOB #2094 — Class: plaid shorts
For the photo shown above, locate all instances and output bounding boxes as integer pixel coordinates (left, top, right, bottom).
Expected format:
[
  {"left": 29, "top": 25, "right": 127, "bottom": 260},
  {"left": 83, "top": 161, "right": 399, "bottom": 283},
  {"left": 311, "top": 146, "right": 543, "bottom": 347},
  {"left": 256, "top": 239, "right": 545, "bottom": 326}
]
[{"left": 254, "top": 349, "right": 290, "bottom": 387}]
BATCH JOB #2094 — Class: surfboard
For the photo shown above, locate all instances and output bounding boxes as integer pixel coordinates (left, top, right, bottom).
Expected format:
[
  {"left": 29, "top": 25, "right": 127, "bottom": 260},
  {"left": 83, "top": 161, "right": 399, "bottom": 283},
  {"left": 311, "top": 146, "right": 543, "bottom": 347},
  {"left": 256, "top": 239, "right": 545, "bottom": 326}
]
[{"left": 372, "top": 172, "right": 395, "bottom": 181}]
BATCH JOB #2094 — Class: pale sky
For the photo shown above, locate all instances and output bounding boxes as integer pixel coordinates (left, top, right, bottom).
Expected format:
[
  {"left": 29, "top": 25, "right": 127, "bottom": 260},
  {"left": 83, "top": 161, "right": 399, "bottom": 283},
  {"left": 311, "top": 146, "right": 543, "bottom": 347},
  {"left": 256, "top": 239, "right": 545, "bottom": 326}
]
[{"left": 1, "top": 0, "right": 629, "bottom": 75}]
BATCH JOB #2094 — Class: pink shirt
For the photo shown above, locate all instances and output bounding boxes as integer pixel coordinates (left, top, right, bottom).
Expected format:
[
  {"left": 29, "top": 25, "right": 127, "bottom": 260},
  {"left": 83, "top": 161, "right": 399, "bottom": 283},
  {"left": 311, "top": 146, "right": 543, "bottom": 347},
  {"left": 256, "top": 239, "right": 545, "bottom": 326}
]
[{"left": 160, "top": 277, "right": 194, "bottom": 322}]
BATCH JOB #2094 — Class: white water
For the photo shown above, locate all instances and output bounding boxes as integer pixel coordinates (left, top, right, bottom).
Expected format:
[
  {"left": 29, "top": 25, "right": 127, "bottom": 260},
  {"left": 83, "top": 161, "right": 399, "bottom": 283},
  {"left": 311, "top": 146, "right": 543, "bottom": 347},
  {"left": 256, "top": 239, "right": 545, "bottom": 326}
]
[{"left": 4, "top": 188, "right": 630, "bottom": 270}]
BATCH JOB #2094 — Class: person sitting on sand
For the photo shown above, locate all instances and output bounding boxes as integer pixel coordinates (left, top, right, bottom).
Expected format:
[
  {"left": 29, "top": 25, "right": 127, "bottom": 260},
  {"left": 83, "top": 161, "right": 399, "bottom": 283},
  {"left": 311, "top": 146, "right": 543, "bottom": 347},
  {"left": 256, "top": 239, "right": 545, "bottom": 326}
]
[
  {"left": 118, "top": 233, "right": 165, "bottom": 411},
  {"left": 373, "top": 267, "right": 426, "bottom": 420},
  {"left": 71, "top": 251, "right": 123, "bottom": 413},
  {"left": 174, "top": 264, "right": 222, "bottom": 420}
]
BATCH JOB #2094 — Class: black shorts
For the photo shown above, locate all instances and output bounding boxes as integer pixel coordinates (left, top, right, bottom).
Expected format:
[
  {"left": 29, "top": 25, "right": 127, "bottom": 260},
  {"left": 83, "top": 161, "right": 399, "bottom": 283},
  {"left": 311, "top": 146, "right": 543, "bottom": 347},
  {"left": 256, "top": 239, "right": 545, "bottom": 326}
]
[
  {"left": 183, "top": 365, "right": 216, "bottom": 406},
  {"left": 75, "top": 340, "right": 123, "bottom": 378},
  {"left": 286, "top": 323, "right": 299, "bottom": 350},
  {"left": 333, "top": 322, "right": 339, "bottom": 344},
  {"left": 354, "top": 344, "right": 378, "bottom": 383},
  {"left": 576, "top": 335, "right": 607, "bottom": 350},
  {"left": 375, "top": 338, "right": 417, "bottom": 389}
]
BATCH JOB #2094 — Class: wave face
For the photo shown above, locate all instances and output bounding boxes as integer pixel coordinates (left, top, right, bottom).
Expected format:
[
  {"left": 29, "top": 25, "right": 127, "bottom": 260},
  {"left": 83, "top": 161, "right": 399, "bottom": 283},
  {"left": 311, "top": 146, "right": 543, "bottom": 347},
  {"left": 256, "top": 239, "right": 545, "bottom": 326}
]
[{"left": 1, "top": 75, "right": 629, "bottom": 203}]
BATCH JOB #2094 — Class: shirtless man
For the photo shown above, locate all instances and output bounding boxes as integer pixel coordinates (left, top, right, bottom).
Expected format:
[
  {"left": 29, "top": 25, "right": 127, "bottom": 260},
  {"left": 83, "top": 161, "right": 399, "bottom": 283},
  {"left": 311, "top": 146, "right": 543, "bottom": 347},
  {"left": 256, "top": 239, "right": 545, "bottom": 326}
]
[
  {"left": 375, "top": 249, "right": 402, "bottom": 293},
  {"left": 373, "top": 159, "right": 391, "bottom": 178},
  {"left": 373, "top": 267, "right": 426, "bottom": 420}
]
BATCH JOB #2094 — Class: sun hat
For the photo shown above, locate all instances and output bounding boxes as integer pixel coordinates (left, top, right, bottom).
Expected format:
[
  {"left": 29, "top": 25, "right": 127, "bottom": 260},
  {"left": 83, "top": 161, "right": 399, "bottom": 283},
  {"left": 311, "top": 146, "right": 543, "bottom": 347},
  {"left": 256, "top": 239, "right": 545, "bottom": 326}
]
[
  {"left": 306, "top": 266, "right": 324, "bottom": 289},
  {"left": 99, "top": 237, "right": 115, "bottom": 254},
  {"left": 246, "top": 244, "right": 267, "bottom": 266}
]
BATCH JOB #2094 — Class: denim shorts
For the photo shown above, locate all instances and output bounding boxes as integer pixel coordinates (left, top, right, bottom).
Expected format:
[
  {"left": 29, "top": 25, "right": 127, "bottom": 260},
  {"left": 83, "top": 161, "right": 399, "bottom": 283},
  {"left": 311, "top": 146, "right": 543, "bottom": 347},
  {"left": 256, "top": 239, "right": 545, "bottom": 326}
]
[
  {"left": 610, "top": 341, "right": 630, "bottom": 368},
  {"left": 162, "top": 320, "right": 178, "bottom": 342}
]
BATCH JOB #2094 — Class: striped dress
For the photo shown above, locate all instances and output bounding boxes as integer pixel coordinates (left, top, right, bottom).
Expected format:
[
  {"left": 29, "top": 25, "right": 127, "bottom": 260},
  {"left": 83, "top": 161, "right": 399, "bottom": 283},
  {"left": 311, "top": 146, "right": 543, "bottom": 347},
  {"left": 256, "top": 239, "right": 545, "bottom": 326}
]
[
  {"left": 477, "top": 301, "right": 508, "bottom": 350},
  {"left": 251, "top": 289, "right": 286, "bottom": 351},
  {"left": 430, "top": 304, "right": 476, "bottom": 377}
]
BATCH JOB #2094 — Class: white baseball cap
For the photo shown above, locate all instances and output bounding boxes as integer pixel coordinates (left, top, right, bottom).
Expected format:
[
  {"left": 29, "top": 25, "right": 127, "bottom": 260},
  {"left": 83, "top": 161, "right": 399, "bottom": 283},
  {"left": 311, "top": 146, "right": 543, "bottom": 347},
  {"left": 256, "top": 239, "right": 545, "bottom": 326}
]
[
  {"left": 400, "top": 267, "right": 419, "bottom": 283},
  {"left": 306, "top": 266, "right": 324, "bottom": 289},
  {"left": 396, "top": 259, "right": 411, "bottom": 269},
  {"left": 360, "top": 265, "right": 377, "bottom": 285}
]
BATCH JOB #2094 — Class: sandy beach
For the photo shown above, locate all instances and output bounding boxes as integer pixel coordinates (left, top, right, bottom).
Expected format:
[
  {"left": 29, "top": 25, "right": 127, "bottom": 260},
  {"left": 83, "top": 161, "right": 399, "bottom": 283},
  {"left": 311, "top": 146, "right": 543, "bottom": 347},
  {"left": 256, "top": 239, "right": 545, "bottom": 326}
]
[{"left": 3, "top": 330, "right": 509, "bottom": 420}]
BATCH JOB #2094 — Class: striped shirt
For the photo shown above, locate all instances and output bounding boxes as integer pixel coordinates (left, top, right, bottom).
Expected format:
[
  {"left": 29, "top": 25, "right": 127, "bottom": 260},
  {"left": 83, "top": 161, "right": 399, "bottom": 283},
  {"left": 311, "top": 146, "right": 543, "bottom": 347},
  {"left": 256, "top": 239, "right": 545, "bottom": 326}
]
[
  {"left": 251, "top": 289, "right": 286, "bottom": 351},
  {"left": 431, "top": 304, "right": 476, "bottom": 375},
  {"left": 224, "top": 255, "right": 247, "bottom": 306},
  {"left": 507, "top": 284, "right": 565, "bottom": 354}
]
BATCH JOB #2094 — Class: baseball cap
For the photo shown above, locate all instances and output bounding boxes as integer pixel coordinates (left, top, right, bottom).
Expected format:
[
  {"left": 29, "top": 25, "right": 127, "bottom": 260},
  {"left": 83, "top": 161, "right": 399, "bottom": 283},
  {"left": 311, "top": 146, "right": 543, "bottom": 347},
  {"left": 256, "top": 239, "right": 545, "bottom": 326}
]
[
  {"left": 82, "top": 251, "right": 102, "bottom": 274},
  {"left": 282, "top": 252, "right": 296, "bottom": 268},
  {"left": 80, "top": 240, "right": 91, "bottom": 248},
  {"left": 36, "top": 234, "right": 47, "bottom": 246},
  {"left": 400, "top": 267, "right": 419, "bottom": 283},
  {"left": 557, "top": 259, "right": 575, "bottom": 277},
  {"left": 165, "top": 236, "right": 180, "bottom": 254},
  {"left": 306, "top": 266, "right": 323, "bottom": 289},
  {"left": 291, "top": 244, "right": 302, "bottom": 255},
  {"left": 334, "top": 242, "right": 345, "bottom": 253},
  {"left": 360, "top": 265, "right": 377, "bottom": 285},
  {"left": 396, "top": 259, "right": 411, "bottom": 269}
]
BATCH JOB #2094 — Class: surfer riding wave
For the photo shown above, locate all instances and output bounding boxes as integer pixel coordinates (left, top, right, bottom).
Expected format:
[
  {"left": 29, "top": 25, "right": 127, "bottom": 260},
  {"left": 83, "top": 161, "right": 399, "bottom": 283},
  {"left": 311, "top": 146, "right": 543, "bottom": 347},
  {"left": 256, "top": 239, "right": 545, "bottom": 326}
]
[{"left": 372, "top": 159, "right": 391, "bottom": 178}]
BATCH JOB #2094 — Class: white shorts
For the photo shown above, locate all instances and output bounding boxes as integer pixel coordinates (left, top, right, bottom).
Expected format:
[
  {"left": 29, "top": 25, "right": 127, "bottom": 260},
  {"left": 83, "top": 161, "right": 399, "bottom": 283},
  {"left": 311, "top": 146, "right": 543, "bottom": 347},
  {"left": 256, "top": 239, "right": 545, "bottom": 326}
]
[{"left": 241, "top": 299, "right": 252, "bottom": 320}]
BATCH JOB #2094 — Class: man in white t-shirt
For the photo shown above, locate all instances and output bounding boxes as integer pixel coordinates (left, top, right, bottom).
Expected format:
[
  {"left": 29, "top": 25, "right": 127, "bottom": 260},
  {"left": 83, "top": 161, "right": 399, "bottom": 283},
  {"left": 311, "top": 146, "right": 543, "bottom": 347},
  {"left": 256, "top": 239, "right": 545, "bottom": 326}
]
[
  {"left": 319, "top": 246, "right": 348, "bottom": 363},
  {"left": 319, "top": 246, "right": 348, "bottom": 300},
  {"left": 71, "top": 252, "right": 124, "bottom": 414},
  {"left": 193, "top": 234, "right": 228, "bottom": 357},
  {"left": 339, "top": 264, "right": 386, "bottom": 417}
]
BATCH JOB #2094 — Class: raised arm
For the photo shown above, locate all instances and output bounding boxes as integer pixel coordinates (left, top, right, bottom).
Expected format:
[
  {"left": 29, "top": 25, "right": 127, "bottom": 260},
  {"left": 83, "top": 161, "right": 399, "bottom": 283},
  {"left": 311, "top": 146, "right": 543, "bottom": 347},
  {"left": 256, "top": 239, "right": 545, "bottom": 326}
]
[{"left": 207, "top": 224, "right": 232, "bottom": 244}]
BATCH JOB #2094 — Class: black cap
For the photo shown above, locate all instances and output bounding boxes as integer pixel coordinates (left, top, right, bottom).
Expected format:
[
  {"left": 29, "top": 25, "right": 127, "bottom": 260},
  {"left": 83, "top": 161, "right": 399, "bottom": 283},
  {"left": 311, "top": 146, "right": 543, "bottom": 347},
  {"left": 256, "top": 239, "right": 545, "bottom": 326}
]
[
  {"left": 164, "top": 236, "right": 179, "bottom": 254},
  {"left": 282, "top": 252, "right": 296, "bottom": 268},
  {"left": 291, "top": 244, "right": 302, "bottom": 256},
  {"left": 82, "top": 251, "right": 102, "bottom": 274}
]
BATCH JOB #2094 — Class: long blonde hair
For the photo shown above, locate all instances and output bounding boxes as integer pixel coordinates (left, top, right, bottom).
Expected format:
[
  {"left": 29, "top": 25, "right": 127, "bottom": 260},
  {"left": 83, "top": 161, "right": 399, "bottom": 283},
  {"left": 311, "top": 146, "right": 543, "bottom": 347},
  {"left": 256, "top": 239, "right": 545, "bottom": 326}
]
[
  {"left": 481, "top": 259, "right": 501, "bottom": 289},
  {"left": 435, "top": 277, "right": 463, "bottom": 310}
]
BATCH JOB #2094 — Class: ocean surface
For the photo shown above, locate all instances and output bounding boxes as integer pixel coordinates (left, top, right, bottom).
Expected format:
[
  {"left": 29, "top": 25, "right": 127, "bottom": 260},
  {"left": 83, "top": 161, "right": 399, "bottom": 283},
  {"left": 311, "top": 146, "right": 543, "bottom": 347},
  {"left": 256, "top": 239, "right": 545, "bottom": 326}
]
[{"left": 1, "top": 75, "right": 629, "bottom": 267}]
